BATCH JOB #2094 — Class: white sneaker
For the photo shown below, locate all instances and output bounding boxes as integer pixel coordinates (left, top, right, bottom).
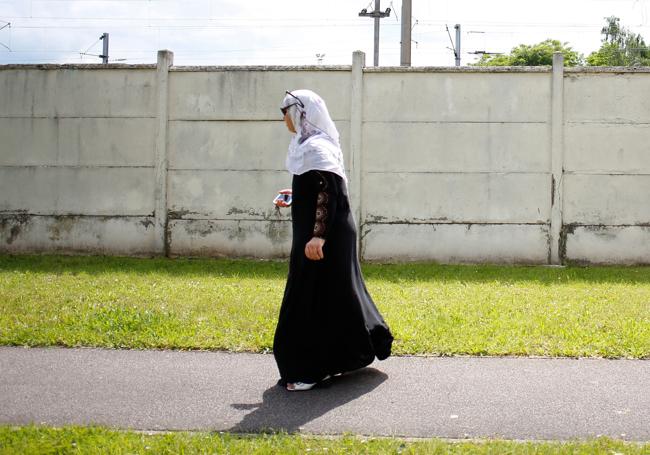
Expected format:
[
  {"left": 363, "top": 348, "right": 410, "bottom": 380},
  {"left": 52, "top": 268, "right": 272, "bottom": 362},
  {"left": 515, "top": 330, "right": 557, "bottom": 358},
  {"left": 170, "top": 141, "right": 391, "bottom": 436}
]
[
  {"left": 287, "top": 381, "right": 316, "bottom": 391},
  {"left": 286, "top": 375, "right": 331, "bottom": 392}
]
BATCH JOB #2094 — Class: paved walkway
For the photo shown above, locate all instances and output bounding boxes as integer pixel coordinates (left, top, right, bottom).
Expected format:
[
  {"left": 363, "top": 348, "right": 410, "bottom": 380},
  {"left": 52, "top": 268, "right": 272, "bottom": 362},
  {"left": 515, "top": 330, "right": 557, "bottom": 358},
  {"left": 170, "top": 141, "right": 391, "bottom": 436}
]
[{"left": 1, "top": 347, "right": 649, "bottom": 440}]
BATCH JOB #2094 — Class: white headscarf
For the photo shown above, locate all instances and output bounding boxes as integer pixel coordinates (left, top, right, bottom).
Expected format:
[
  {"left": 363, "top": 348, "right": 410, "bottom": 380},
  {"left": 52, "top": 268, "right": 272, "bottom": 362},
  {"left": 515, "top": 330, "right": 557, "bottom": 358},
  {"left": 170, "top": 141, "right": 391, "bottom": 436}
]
[{"left": 281, "top": 89, "right": 347, "bottom": 183}]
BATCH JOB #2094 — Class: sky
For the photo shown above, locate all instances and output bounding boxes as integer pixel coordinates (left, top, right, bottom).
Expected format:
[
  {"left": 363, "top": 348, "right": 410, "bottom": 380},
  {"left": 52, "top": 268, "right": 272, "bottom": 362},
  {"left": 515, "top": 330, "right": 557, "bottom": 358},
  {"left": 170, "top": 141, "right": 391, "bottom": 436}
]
[{"left": 0, "top": 0, "right": 648, "bottom": 66}]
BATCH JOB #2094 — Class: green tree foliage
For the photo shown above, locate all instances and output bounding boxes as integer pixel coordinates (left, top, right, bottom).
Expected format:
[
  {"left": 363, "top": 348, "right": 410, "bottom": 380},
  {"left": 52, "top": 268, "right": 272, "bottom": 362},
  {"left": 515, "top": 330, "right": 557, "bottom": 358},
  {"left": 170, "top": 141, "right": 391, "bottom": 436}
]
[
  {"left": 473, "top": 39, "right": 583, "bottom": 66},
  {"left": 586, "top": 16, "right": 650, "bottom": 66}
]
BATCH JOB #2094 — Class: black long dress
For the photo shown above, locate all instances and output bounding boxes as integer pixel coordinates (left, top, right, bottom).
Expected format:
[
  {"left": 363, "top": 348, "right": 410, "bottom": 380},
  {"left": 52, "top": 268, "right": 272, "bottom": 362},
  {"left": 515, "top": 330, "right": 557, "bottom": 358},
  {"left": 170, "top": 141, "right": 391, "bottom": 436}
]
[{"left": 273, "top": 169, "right": 393, "bottom": 386}]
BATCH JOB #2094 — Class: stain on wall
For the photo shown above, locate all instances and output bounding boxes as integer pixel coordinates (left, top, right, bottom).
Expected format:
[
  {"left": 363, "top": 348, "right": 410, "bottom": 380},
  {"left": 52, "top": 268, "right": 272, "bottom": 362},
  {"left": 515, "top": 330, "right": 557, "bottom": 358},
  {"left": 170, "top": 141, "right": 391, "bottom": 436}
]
[{"left": 0, "top": 213, "right": 30, "bottom": 245}]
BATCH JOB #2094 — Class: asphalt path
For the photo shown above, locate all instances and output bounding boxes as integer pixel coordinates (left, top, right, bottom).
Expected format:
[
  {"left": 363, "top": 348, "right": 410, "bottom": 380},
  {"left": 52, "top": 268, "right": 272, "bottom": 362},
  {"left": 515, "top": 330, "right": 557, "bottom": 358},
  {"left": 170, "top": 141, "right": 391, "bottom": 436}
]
[{"left": 1, "top": 347, "right": 649, "bottom": 440}]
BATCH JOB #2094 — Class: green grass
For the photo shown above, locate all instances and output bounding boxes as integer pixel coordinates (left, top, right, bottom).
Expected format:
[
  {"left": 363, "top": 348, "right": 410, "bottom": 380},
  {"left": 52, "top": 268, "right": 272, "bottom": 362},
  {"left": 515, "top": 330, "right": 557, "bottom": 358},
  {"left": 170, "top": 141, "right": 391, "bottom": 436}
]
[
  {"left": 1, "top": 426, "right": 649, "bottom": 455},
  {"left": 1, "top": 254, "right": 649, "bottom": 358}
]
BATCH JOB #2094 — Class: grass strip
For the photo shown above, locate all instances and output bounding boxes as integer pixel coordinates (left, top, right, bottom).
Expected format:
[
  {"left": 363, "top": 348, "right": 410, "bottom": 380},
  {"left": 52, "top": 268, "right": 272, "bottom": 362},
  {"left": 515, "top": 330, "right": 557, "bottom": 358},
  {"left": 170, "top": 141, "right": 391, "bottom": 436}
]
[
  {"left": 1, "top": 425, "right": 649, "bottom": 455},
  {"left": 1, "top": 254, "right": 649, "bottom": 358}
]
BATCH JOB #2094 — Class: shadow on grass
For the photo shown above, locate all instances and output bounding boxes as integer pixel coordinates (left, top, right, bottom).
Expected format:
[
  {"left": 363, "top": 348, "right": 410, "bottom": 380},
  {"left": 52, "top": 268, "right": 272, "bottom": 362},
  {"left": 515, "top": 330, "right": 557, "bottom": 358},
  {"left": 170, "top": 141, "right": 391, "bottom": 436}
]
[
  {"left": 228, "top": 367, "right": 388, "bottom": 434},
  {"left": 2, "top": 254, "right": 650, "bottom": 284}
]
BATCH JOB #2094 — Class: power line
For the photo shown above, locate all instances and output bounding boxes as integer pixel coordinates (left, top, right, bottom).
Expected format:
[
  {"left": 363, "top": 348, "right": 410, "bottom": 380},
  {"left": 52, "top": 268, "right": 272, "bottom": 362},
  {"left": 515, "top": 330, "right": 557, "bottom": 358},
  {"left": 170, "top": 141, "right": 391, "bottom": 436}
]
[
  {"left": 3, "top": 9, "right": 649, "bottom": 31},
  {"left": 80, "top": 35, "right": 102, "bottom": 55},
  {"left": 0, "top": 15, "right": 371, "bottom": 22},
  {"left": 7, "top": 23, "right": 401, "bottom": 30},
  {"left": 0, "top": 20, "right": 10, "bottom": 51},
  {"left": 416, "top": 20, "right": 638, "bottom": 29},
  {"left": 4, "top": 14, "right": 641, "bottom": 28},
  {"left": 1, "top": 17, "right": 641, "bottom": 30},
  {"left": 5, "top": 21, "right": 649, "bottom": 32},
  {"left": 3, "top": 2, "right": 648, "bottom": 66},
  {"left": 20, "top": 0, "right": 213, "bottom": 2}
]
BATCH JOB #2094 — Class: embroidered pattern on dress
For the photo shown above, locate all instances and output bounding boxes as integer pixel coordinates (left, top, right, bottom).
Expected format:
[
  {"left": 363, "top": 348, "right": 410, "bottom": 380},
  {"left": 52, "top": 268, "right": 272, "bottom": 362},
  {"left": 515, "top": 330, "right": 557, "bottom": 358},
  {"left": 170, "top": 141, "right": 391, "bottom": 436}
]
[
  {"left": 313, "top": 174, "right": 329, "bottom": 237},
  {"left": 313, "top": 191, "right": 329, "bottom": 237}
]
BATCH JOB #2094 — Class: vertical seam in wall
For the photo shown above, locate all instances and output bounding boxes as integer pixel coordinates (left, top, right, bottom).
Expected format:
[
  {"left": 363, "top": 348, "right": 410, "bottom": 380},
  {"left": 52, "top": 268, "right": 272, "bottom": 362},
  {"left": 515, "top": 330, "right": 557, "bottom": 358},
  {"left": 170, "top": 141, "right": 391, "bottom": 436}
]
[
  {"left": 164, "top": 61, "right": 172, "bottom": 257},
  {"left": 549, "top": 53, "right": 565, "bottom": 265},
  {"left": 351, "top": 51, "right": 365, "bottom": 259},
  {"left": 155, "top": 50, "right": 173, "bottom": 257}
]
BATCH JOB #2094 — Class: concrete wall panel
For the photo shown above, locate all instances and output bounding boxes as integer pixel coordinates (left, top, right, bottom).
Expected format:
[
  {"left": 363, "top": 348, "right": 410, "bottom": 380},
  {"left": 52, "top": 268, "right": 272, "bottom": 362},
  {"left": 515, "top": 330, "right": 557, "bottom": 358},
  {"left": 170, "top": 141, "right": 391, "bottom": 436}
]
[
  {"left": 0, "top": 69, "right": 156, "bottom": 117},
  {"left": 363, "top": 122, "right": 550, "bottom": 172},
  {"left": 0, "top": 167, "right": 155, "bottom": 216},
  {"left": 564, "top": 175, "right": 650, "bottom": 225},
  {"left": 168, "top": 170, "right": 292, "bottom": 220},
  {"left": 0, "top": 118, "right": 155, "bottom": 166},
  {"left": 0, "top": 214, "right": 157, "bottom": 255},
  {"left": 565, "top": 123, "right": 650, "bottom": 173},
  {"left": 364, "top": 73, "right": 551, "bottom": 122},
  {"left": 566, "top": 226, "right": 650, "bottom": 265},
  {"left": 565, "top": 74, "right": 650, "bottom": 123},
  {"left": 169, "top": 219, "right": 291, "bottom": 258},
  {"left": 364, "top": 173, "right": 550, "bottom": 223},
  {"left": 169, "top": 120, "right": 351, "bottom": 171},
  {"left": 169, "top": 71, "right": 351, "bottom": 120},
  {"left": 362, "top": 223, "right": 549, "bottom": 263}
]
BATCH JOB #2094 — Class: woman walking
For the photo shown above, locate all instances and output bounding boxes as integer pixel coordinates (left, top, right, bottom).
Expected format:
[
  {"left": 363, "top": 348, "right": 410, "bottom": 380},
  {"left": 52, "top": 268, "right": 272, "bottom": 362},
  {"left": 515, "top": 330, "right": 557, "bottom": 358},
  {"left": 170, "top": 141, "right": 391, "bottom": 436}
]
[{"left": 273, "top": 89, "right": 393, "bottom": 392}]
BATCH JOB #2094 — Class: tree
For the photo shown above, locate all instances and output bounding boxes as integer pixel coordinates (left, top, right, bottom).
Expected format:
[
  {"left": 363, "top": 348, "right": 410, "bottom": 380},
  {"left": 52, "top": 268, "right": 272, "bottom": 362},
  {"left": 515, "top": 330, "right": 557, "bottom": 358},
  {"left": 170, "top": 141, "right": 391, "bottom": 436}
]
[
  {"left": 586, "top": 16, "right": 650, "bottom": 66},
  {"left": 473, "top": 39, "right": 583, "bottom": 67}
]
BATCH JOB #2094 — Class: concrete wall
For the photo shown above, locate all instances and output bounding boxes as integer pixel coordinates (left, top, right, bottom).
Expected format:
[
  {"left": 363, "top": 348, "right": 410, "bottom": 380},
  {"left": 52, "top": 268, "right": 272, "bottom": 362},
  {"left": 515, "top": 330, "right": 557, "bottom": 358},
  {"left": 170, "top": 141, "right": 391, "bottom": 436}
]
[
  {"left": 562, "top": 70, "right": 650, "bottom": 264},
  {"left": 0, "top": 65, "right": 158, "bottom": 256},
  {"left": 1, "top": 53, "right": 649, "bottom": 264}
]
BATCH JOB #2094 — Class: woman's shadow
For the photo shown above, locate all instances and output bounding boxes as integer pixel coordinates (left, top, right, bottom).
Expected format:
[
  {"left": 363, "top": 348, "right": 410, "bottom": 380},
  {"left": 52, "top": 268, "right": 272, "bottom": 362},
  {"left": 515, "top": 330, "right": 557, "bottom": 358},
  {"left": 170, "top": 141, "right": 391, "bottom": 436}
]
[{"left": 229, "top": 367, "right": 388, "bottom": 433}]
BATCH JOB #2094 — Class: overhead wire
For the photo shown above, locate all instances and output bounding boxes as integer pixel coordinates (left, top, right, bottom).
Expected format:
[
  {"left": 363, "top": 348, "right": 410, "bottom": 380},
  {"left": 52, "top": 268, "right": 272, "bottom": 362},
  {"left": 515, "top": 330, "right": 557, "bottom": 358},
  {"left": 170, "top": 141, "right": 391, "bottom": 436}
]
[
  {"left": 2, "top": 16, "right": 646, "bottom": 29},
  {"left": 0, "top": 19, "right": 10, "bottom": 50},
  {"left": 2, "top": 0, "right": 649, "bottom": 65},
  {"left": 6, "top": 23, "right": 400, "bottom": 30}
]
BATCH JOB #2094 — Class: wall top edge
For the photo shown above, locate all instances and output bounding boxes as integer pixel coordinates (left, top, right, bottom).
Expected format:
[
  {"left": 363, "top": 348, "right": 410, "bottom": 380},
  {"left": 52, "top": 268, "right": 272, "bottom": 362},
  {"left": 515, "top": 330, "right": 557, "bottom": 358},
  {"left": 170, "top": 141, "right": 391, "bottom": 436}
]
[
  {"left": 169, "top": 65, "right": 352, "bottom": 72},
  {"left": 364, "top": 66, "right": 553, "bottom": 73},
  {"left": 564, "top": 66, "right": 650, "bottom": 73},
  {"left": 0, "top": 64, "right": 351, "bottom": 71},
  {"left": 1, "top": 63, "right": 648, "bottom": 73},
  {"left": 0, "top": 64, "right": 157, "bottom": 70},
  {"left": 171, "top": 65, "right": 650, "bottom": 73},
  {"left": 365, "top": 66, "right": 650, "bottom": 73}
]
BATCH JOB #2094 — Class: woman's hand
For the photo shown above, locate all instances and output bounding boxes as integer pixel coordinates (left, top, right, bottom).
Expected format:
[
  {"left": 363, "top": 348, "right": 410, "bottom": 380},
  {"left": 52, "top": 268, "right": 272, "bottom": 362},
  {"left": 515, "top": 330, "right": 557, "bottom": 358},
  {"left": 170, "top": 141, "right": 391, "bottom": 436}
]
[
  {"left": 305, "top": 237, "right": 325, "bottom": 261},
  {"left": 274, "top": 189, "right": 292, "bottom": 208}
]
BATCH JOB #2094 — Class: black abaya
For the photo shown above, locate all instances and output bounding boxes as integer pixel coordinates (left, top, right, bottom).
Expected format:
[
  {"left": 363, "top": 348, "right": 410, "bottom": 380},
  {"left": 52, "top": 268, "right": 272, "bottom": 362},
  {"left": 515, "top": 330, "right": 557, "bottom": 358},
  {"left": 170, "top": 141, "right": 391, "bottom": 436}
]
[{"left": 273, "top": 169, "right": 393, "bottom": 386}]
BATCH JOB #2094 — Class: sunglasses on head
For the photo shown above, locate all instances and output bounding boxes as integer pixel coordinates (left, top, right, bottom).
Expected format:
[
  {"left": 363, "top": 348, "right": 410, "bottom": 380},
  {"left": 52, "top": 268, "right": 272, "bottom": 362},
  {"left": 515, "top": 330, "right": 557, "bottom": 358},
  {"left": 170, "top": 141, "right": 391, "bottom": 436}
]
[{"left": 281, "top": 90, "right": 305, "bottom": 116}]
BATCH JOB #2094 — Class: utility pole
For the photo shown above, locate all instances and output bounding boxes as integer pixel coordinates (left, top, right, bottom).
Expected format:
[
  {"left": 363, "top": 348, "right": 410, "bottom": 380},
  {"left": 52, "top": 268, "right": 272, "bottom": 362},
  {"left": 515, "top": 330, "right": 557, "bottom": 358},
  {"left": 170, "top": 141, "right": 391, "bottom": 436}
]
[
  {"left": 359, "top": 0, "right": 391, "bottom": 66},
  {"left": 454, "top": 24, "right": 461, "bottom": 66},
  {"left": 400, "top": 0, "right": 412, "bottom": 66},
  {"left": 100, "top": 33, "right": 109, "bottom": 64}
]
